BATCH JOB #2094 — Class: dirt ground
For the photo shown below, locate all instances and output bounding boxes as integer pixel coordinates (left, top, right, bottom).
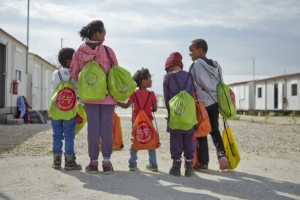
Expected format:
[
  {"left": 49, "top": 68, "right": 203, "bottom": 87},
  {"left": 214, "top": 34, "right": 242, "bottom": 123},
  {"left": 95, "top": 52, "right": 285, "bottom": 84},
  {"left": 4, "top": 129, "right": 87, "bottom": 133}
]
[
  {"left": 0, "top": 110, "right": 300, "bottom": 200},
  {"left": 1, "top": 112, "right": 299, "bottom": 159}
]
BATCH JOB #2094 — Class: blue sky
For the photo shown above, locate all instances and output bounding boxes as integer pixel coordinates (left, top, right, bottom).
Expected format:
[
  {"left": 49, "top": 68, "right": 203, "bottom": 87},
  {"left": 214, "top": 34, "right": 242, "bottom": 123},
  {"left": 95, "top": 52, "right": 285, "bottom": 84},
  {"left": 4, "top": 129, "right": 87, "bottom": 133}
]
[{"left": 1, "top": 0, "right": 299, "bottom": 94}]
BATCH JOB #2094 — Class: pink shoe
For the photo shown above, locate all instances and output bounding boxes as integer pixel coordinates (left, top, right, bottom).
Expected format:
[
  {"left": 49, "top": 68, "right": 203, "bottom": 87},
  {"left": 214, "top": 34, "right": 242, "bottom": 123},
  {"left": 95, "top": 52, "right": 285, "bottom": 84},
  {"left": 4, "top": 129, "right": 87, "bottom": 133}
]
[
  {"left": 219, "top": 157, "right": 228, "bottom": 170},
  {"left": 218, "top": 152, "right": 228, "bottom": 170}
]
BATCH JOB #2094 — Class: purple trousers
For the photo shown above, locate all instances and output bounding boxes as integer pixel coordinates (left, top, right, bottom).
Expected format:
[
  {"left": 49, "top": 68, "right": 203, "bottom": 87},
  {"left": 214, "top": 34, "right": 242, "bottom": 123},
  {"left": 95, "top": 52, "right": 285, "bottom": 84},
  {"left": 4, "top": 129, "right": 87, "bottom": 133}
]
[
  {"left": 84, "top": 104, "right": 115, "bottom": 160},
  {"left": 169, "top": 131, "right": 194, "bottom": 160}
]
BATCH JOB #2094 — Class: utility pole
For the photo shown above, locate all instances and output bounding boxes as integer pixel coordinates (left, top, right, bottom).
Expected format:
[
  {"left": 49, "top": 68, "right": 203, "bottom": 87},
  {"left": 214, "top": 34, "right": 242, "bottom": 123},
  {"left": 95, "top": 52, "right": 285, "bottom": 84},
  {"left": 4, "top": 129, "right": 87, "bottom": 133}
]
[
  {"left": 26, "top": 0, "right": 30, "bottom": 74},
  {"left": 253, "top": 58, "right": 255, "bottom": 81},
  {"left": 61, "top": 38, "right": 63, "bottom": 49}
]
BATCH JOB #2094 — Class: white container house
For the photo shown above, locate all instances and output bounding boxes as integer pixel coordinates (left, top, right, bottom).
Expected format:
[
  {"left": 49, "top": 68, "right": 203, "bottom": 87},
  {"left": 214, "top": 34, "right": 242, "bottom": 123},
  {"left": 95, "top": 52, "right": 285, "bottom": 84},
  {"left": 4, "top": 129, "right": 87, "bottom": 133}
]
[
  {"left": 27, "top": 53, "right": 56, "bottom": 111},
  {"left": 0, "top": 29, "right": 28, "bottom": 115},
  {"left": 229, "top": 72, "right": 300, "bottom": 112},
  {"left": 0, "top": 29, "right": 57, "bottom": 124},
  {"left": 254, "top": 73, "right": 300, "bottom": 111}
]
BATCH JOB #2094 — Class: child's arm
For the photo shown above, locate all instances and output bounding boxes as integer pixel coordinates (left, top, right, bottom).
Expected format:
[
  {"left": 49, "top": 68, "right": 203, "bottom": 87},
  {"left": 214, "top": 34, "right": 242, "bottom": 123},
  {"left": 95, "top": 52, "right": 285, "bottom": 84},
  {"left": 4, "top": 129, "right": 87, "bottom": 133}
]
[
  {"left": 117, "top": 100, "right": 132, "bottom": 109},
  {"left": 152, "top": 103, "right": 157, "bottom": 112}
]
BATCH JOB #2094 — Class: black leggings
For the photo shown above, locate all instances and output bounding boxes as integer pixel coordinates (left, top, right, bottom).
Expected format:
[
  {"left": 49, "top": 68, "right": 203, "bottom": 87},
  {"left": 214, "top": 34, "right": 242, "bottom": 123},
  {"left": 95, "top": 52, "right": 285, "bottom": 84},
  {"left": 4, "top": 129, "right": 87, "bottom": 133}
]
[{"left": 197, "top": 103, "right": 225, "bottom": 165}]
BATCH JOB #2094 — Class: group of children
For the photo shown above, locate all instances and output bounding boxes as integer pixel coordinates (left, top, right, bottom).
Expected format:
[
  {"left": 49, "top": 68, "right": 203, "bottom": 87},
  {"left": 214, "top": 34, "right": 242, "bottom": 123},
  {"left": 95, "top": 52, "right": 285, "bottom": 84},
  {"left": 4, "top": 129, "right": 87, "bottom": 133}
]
[{"left": 50, "top": 19, "right": 228, "bottom": 177}]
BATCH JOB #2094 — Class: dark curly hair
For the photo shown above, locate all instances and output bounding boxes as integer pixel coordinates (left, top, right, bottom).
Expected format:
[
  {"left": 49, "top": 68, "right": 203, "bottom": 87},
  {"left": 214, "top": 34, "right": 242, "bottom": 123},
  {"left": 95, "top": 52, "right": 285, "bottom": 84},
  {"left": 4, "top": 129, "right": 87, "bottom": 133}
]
[
  {"left": 132, "top": 68, "right": 151, "bottom": 87},
  {"left": 79, "top": 20, "right": 105, "bottom": 41},
  {"left": 191, "top": 39, "right": 208, "bottom": 53},
  {"left": 58, "top": 47, "right": 75, "bottom": 67}
]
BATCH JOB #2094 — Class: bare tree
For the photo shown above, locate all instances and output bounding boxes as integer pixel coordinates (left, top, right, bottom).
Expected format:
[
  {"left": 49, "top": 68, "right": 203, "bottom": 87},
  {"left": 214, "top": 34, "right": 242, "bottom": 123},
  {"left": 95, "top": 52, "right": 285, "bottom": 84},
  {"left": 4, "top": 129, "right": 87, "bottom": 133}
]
[{"left": 46, "top": 50, "right": 60, "bottom": 69}]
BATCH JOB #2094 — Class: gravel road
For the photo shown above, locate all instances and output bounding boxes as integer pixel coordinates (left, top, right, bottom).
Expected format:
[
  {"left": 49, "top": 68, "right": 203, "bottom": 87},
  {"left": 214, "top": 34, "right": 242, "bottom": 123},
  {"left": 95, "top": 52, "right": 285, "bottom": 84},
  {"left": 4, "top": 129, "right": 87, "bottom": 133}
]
[{"left": 0, "top": 110, "right": 299, "bottom": 200}]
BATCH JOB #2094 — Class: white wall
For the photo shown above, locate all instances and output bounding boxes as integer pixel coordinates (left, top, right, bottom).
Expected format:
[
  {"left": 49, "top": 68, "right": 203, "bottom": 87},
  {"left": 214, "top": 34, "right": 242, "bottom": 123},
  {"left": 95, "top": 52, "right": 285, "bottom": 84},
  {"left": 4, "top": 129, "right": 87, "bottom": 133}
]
[
  {"left": 0, "top": 31, "right": 27, "bottom": 113},
  {"left": 230, "top": 83, "right": 254, "bottom": 111},
  {"left": 28, "top": 53, "right": 56, "bottom": 111},
  {"left": 286, "top": 78, "right": 299, "bottom": 111}
]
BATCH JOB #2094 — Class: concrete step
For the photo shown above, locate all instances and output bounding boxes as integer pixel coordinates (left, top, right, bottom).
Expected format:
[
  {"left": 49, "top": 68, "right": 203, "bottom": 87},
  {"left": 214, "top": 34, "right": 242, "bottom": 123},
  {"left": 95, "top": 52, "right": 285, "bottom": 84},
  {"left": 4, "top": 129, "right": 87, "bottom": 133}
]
[
  {"left": 0, "top": 114, "right": 15, "bottom": 124},
  {"left": 7, "top": 118, "right": 24, "bottom": 125}
]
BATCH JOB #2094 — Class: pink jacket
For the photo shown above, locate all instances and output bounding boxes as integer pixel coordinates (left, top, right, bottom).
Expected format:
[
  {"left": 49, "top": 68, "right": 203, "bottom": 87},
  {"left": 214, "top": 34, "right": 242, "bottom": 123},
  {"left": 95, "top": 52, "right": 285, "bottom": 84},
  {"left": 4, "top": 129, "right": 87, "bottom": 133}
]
[{"left": 70, "top": 40, "right": 118, "bottom": 105}]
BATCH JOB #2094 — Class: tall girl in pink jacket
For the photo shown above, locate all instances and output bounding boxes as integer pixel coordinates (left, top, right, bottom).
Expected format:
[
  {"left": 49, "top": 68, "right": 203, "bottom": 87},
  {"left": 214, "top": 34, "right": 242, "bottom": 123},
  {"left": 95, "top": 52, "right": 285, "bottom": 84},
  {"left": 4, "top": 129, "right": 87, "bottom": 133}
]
[{"left": 70, "top": 20, "right": 118, "bottom": 174}]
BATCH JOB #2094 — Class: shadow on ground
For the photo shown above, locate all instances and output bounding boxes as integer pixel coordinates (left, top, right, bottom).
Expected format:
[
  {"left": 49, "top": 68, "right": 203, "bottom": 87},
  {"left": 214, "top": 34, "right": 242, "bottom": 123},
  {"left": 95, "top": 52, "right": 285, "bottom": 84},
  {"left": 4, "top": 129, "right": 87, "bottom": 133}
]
[{"left": 61, "top": 167, "right": 300, "bottom": 200}]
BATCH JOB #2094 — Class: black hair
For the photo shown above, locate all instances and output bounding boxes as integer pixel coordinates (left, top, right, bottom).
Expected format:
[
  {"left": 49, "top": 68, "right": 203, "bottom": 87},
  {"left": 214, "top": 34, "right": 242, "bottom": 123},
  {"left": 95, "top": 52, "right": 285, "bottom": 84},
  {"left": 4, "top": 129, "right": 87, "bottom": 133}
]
[
  {"left": 191, "top": 39, "right": 208, "bottom": 54},
  {"left": 79, "top": 20, "right": 105, "bottom": 41},
  {"left": 58, "top": 47, "right": 75, "bottom": 67},
  {"left": 132, "top": 68, "right": 151, "bottom": 87}
]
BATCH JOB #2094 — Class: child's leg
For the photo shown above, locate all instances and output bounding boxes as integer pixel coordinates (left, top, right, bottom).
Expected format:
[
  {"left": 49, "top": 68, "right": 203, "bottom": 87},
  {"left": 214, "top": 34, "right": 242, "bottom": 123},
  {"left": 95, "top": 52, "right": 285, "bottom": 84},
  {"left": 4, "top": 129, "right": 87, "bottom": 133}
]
[
  {"left": 129, "top": 148, "right": 138, "bottom": 166},
  {"left": 52, "top": 119, "right": 64, "bottom": 154},
  {"left": 206, "top": 103, "right": 228, "bottom": 170},
  {"left": 169, "top": 132, "right": 183, "bottom": 176},
  {"left": 148, "top": 150, "right": 157, "bottom": 166},
  {"left": 99, "top": 104, "right": 114, "bottom": 161},
  {"left": 84, "top": 104, "right": 101, "bottom": 161},
  {"left": 51, "top": 119, "right": 64, "bottom": 169},
  {"left": 64, "top": 117, "right": 82, "bottom": 171},
  {"left": 63, "top": 116, "right": 76, "bottom": 155},
  {"left": 169, "top": 132, "right": 183, "bottom": 160},
  {"left": 197, "top": 136, "right": 209, "bottom": 165},
  {"left": 206, "top": 103, "right": 226, "bottom": 154},
  {"left": 182, "top": 131, "right": 194, "bottom": 161},
  {"left": 145, "top": 150, "right": 158, "bottom": 172}
]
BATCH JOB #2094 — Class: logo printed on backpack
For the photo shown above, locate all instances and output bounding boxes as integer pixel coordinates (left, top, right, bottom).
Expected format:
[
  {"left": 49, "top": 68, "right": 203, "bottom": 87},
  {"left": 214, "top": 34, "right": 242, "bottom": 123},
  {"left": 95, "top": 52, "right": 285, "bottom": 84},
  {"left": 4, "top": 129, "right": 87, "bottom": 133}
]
[
  {"left": 76, "top": 112, "right": 83, "bottom": 125},
  {"left": 173, "top": 103, "right": 186, "bottom": 117},
  {"left": 84, "top": 72, "right": 98, "bottom": 86},
  {"left": 134, "top": 121, "right": 153, "bottom": 144},
  {"left": 55, "top": 88, "right": 76, "bottom": 111},
  {"left": 117, "top": 82, "right": 129, "bottom": 94}
]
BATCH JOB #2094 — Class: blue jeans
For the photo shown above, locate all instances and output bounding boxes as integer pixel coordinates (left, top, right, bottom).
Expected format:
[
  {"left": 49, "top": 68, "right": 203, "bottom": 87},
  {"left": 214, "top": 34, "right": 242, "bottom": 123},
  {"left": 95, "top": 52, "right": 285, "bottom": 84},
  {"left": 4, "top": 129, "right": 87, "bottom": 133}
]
[
  {"left": 129, "top": 148, "right": 157, "bottom": 167},
  {"left": 52, "top": 117, "right": 76, "bottom": 155}
]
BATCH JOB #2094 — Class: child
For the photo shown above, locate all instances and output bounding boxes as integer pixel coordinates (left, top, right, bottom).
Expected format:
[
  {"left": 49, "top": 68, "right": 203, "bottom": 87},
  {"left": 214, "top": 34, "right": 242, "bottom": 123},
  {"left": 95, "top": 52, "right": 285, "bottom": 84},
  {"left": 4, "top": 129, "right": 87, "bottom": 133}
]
[
  {"left": 70, "top": 20, "right": 118, "bottom": 174},
  {"left": 163, "top": 52, "right": 195, "bottom": 177},
  {"left": 51, "top": 47, "right": 82, "bottom": 170},
  {"left": 189, "top": 38, "right": 229, "bottom": 171},
  {"left": 117, "top": 68, "right": 158, "bottom": 172}
]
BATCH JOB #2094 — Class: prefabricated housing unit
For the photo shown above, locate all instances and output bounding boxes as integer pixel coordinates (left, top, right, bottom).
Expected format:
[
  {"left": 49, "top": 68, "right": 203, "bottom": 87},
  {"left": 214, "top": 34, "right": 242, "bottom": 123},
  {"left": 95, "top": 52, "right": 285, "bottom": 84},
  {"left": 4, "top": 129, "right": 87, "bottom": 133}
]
[
  {"left": 27, "top": 53, "right": 56, "bottom": 111},
  {"left": 0, "top": 28, "right": 28, "bottom": 115},
  {"left": 0, "top": 29, "right": 57, "bottom": 123},
  {"left": 229, "top": 72, "right": 300, "bottom": 112}
]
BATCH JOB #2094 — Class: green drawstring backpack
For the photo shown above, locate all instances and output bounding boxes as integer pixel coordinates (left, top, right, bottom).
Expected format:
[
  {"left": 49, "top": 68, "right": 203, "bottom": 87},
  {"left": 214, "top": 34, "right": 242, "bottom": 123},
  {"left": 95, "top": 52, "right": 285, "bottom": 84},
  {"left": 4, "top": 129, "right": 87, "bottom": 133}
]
[
  {"left": 104, "top": 46, "right": 136, "bottom": 101},
  {"left": 191, "top": 63, "right": 236, "bottom": 119},
  {"left": 216, "top": 81, "right": 236, "bottom": 119},
  {"left": 75, "top": 103, "right": 87, "bottom": 134},
  {"left": 48, "top": 71, "right": 76, "bottom": 120},
  {"left": 78, "top": 60, "right": 108, "bottom": 101},
  {"left": 168, "top": 74, "right": 197, "bottom": 130}
]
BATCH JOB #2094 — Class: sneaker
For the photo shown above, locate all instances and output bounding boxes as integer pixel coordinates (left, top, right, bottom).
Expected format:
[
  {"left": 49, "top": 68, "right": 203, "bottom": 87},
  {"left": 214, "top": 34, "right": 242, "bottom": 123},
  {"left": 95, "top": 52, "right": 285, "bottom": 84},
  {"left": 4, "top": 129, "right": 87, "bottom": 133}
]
[
  {"left": 169, "top": 160, "right": 181, "bottom": 177},
  {"left": 184, "top": 161, "right": 195, "bottom": 177},
  {"left": 102, "top": 161, "right": 114, "bottom": 175},
  {"left": 218, "top": 151, "right": 229, "bottom": 170},
  {"left": 129, "top": 163, "right": 137, "bottom": 171},
  {"left": 85, "top": 164, "right": 98, "bottom": 174},
  {"left": 145, "top": 164, "right": 158, "bottom": 172}
]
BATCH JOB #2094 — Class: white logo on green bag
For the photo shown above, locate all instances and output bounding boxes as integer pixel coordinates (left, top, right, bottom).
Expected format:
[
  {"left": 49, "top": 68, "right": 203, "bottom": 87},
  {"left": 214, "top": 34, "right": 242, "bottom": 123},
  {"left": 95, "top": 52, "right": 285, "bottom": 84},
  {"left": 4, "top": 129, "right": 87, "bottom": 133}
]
[{"left": 55, "top": 88, "right": 76, "bottom": 111}]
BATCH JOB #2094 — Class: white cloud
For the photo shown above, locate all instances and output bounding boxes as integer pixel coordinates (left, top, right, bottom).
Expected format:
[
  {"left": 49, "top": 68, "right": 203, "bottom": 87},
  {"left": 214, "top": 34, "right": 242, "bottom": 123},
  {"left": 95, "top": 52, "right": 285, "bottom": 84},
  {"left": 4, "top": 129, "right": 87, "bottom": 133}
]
[{"left": 1, "top": 0, "right": 299, "bottom": 94}]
